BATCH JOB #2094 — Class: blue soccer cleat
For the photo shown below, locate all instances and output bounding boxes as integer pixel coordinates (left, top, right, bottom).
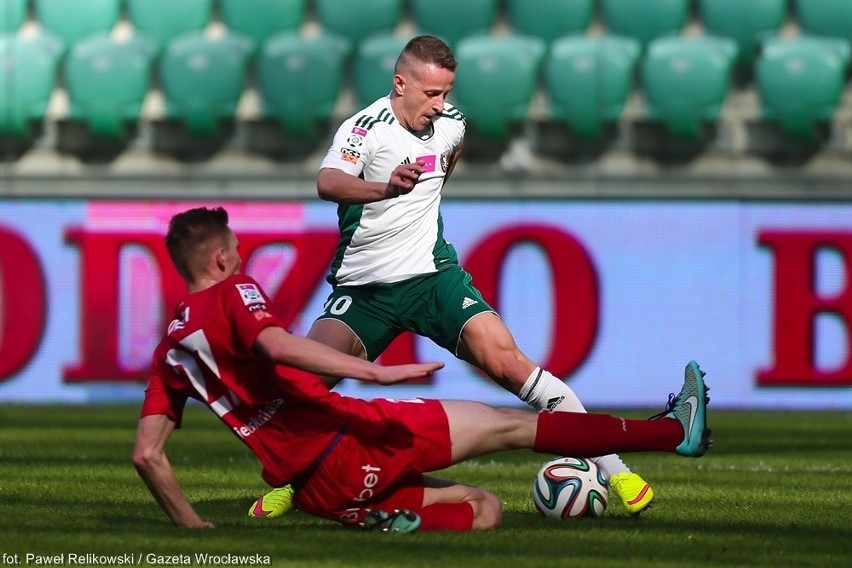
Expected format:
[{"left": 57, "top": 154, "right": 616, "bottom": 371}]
[
  {"left": 651, "top": 360, "right": 711, "bottom": 457},
  {"left": 358, "top": 509, "right": 421, "bottom": 533}
]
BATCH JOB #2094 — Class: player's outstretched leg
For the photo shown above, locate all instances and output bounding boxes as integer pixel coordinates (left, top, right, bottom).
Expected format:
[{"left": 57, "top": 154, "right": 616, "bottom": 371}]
[
  {"left": 651, "top": 360, "right": 711, "bottom": 457},
  {"left": 247, "top": 485, "right": 294, "bottom": 518},
  {"left": 519, "top": 366, "right": 657, "bottom": 516},
  {"left": 608, "top": 361, "right": 710, "bottom": 514}
]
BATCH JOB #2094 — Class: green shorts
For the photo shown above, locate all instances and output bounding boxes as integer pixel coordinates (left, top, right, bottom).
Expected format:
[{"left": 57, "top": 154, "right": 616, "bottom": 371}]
[{"left": 316, "top": 265, "right": 495, "bottom": 360}]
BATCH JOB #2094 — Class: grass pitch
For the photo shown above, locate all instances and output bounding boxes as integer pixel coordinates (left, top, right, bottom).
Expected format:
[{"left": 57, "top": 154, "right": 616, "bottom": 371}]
[{"left": 1, "top": 404, "right": 850, "bottom": 567}]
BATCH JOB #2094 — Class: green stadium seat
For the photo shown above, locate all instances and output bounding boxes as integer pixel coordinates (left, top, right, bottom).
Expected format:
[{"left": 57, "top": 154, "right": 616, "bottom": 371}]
[
  {"left": 63, "top": 34, "right": 156, "bottom": 139},
  {"left": 410, "top": 0, "right": 497, "bottom": 47},
  {"left": 698, "top": 0, "right": 787, "bottom": 65},
  {"left": 641, "top": 35, "right": 738, "bottom": 138},
  {"left": 756, "top": 36, "right": 851, "bottom": 139},
  {"left": 544, "top": 35, "right": 641, "bottom": 139},
  {"left": 795, "top": 0, "right": 852, "bottom": 42},
  {"left": 314, "top": 0, "right": 402, "bottom": 47},
  {"left": 353, "top": 34, "right": 409, "bottom": 109},
  {"left": 0, "top": 32, "right": 63, "bottom": 138},
  {"left": 158, "top": 32, "right": 253, "bottom": 135},
  {"left": 600, "top": 0, "right": 689, "bottom": 48},
  {"left": 0, "top": 0, "right": 27, "bottom": 33},
  {"left": 256, "top": 32, "right": 352, "bottom": 138},
  {"left": 454, "top": 34, "right": 546, "bottom": 139},
  {"left": 127, "top": 0, "right": 213, "bottom": 54},
  {"left": 34, "top": 0, "right": 121, "bottom": 50},
  {"left": 219, "top": 0, "right": 305, "bottom": 50},
  {"left": 506, "top": 0, "right": 594, "bottom": 45}
]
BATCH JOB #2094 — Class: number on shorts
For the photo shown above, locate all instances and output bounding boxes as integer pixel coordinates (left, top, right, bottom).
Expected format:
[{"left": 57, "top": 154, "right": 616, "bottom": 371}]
[{"left": 323, "top": 295, "right": 353, "bottom": 316}]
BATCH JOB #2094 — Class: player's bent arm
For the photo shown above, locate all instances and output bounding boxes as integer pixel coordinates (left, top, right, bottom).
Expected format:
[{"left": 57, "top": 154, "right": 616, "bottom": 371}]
[
  {"left": 254, "top": 326, "right": 443, "bottom": 384},
  {"left": 317, "top": 165, "right": 425, "bottom": 203},
  {"left": 132, "top": 414, "right": 214, "bottom": 529},
  {"left": 317, "top": 168, "right": 391, "bottom": 204}
]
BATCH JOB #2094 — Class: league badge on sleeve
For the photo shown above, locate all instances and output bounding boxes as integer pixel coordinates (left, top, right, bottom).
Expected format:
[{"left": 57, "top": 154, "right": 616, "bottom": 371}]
[{"left": 235, "top": 283, "right": 264, "bottom": 307}]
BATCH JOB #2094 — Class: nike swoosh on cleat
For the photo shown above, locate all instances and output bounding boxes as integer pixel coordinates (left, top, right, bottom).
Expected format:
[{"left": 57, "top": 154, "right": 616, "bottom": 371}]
[
  {"left": 684, "top": 395, "right": 699, "bottom": 439},
  {"left": 627, "top": 484, "right": 652, "bottom": 505},
  {"left": 251, "top": 500, "right": 271, "bottom": 517}
]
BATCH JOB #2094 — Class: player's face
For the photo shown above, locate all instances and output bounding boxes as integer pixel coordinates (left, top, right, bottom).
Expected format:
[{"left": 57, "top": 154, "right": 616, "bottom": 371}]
[{"left": 396, "top": 63, "right": 455, "bottom": 131}]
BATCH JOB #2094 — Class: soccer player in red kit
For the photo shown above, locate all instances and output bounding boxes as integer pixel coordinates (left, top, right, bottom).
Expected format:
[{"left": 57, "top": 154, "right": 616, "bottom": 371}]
[{"left": 133, "top": 206, "right": 711, "bottom": 532}]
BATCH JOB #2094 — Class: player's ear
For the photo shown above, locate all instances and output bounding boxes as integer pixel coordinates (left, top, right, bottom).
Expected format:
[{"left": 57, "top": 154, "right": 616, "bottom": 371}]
[
  {"left": 393, "top": 74, "right": 405, "bottom": 95},
  {"left": 214, "top": 247, "right": 227, "bottom": 272}
]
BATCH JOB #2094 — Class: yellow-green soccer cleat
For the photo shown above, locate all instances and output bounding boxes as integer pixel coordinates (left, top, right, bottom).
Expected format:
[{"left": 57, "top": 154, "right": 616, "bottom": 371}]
[
  {"left": 248, "top": 485, "right": 295, "bottom": 519},
  {"left": 608, "top": 472, "right": 655, "bottom": 516}
]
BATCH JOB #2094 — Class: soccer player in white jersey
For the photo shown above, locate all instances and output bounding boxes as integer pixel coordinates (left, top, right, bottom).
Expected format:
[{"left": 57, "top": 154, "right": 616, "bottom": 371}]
[{"left": 251, "top": 35, "right": 654, "bottom": 518}]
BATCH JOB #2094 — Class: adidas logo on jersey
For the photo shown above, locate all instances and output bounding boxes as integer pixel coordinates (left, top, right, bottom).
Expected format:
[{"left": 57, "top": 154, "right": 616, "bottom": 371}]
[{"left": 461, "top": 297, "right": 478, "bottom": 309}]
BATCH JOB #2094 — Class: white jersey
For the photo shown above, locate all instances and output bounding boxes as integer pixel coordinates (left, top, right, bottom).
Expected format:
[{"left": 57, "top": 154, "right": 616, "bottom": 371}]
[{"left": 319, "top": 96, "right": 466, "bottom": 286}]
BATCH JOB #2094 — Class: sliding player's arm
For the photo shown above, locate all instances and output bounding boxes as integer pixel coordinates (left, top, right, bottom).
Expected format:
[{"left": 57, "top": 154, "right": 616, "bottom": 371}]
[
  {"left": 132, "top": 413, "right": 214, "bottom": 529},
  {"left": 254, "top": 326, "right": 442, "bottom": 385}
]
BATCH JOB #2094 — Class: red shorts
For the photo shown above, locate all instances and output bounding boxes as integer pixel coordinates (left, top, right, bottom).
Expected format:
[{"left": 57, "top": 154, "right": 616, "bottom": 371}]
[{"left": 292, "top": 398, "right": 451, "bottom": 525}]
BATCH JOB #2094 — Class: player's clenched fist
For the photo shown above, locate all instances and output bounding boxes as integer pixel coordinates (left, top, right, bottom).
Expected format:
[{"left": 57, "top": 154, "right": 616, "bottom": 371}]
[{"left": 386, "top": 162, "right": 425, "bottom": 198}]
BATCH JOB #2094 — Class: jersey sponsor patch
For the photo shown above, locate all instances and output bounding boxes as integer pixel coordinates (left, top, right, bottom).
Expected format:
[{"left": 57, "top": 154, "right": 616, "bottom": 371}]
[
  {"left": 441, "top": 151, "right": 450, "bottom": 172},
  {"left": 416, "top": 154, "right": 436, "bottom": 172},
  {"left": 340, "top": 147, "right": 360, "bottom": 164},
  {"left": 351, "top": 126, "right": 368, "bottom": 137},
  {"left": 236, "top": 283, "right": 264, "bottom": 306}
]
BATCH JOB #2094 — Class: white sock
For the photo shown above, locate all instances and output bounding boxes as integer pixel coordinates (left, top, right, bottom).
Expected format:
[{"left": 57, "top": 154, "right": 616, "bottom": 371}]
[{"left": 519, "top": 367, "right": 631, "bottom": 479}]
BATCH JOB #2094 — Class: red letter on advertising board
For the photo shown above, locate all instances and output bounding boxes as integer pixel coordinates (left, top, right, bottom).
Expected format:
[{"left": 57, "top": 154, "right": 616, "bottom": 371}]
[
  {"left": 464, "top": 224, "right": 599, "bottom": 379},
  {"left": 0, "top": 227, "right": 46, "bottom": 381},
  {"left": 63, "top": 230, "right": 338, "bottom": 383},
  {"left": 758, "top": 230, "right": 852, "bottom": 386},
  {"left": 64, "top": 230, "right": 184, "bottom": 382},
  {"left": 241, "top": 233, "right": 340, "bottom": 330}
]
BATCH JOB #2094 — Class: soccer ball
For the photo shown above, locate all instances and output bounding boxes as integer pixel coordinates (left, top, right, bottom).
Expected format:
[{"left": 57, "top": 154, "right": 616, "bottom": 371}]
[{"left": 532, "top": 456, "right": 608, "bottom": 519}]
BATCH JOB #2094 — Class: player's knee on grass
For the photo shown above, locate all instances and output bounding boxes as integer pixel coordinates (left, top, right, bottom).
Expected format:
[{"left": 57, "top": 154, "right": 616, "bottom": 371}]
[{"left": 469, "top": 488, "right": 503, "bottom": 531}]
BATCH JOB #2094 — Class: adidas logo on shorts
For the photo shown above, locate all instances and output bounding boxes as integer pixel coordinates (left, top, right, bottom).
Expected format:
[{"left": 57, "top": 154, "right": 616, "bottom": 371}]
[{"left": 461, "top": 297, "right": 478, "bottom": 309}]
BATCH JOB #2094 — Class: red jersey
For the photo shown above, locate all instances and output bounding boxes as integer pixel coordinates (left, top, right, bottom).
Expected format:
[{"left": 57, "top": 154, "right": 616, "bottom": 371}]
[{"left": 142, "top": 274, "right": 358, "bottom": 487}]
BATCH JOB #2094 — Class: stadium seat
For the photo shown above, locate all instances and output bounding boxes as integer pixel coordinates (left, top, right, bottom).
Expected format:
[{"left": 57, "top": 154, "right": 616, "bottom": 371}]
[
  {"left": 314, "top": 0, "right": 402, "bottom": 47},
  {"left": 219, "top": 0, "right": 305, "bottom": 49},
  {"left": 0, "top": 32, "right": 63, "bottom": 138},
  {"left": 453, "top": 34, "right": 546, "bottom": 139},
  {"left": 158, "top": 32, "right": 253, "bottom": 135},
  {"left": 353, "top": 34, "right": 409, "bottom": 109},
  {"left": 544, "top": 34, "right": 641, "bottom": 139},
  {"left": 756, "top": 36, "right": 851, "bottom": 139},
  {"left": 410, "top": 0, "right": 498, "bottom": 47},
  {"left": 256, "top": 32, "right": 352, "bottom": 138},
  {"left": 600, "top": 0, "right": 689, "bottom": 48},
  {"left": 63, "top": 34, "right": 156, "bottom": 139},
  {"left": 505, "top": 0, "right": 595, "bottom": 45},
  {"left": 0, "top": 0, "right": 27, "bottom": 33},
  {"left": 127, "top": 0, "right": 213, "bottom": 54},
  {"left": 641, "top": 35, "right": 738, "bottom": 138},
  {"left": 698, "top": 0, "right": 787, "bottom": 65},
  {"left": 795, "top": 0, "right": 852, "bottom": 42},
  {"left": 34, "top": 0, "right": 121, "bottom": 50}
]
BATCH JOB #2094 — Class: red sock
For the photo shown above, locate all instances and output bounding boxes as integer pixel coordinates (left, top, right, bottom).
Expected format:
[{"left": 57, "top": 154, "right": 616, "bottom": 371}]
[
  {"left": 533, "top": 411, "right": 682, "bottom": 456},
  {"left": 417, "top": 502, "right": 474, "bottom": 531}
]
